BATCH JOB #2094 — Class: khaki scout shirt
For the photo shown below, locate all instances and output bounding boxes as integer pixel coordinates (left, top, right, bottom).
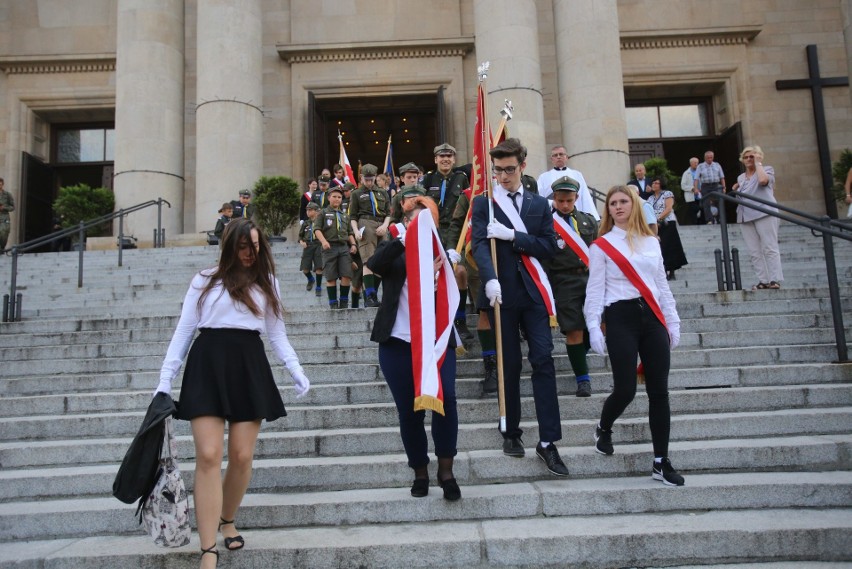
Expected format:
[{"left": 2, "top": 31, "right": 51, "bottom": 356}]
[
  {"left": 348, "top": 187, "right": 390, "bottom": 222},
  {"left": 314, "top": 207, "right": 353, "bottom": 244}
]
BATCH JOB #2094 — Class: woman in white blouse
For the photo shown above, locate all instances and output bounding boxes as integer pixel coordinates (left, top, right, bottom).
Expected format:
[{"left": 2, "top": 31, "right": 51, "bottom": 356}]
[
  {"left": 647, "top": 176, "right": 688, "bottom": 280},
  {"left": 155, "top": 218, "right": 310, "bottom": 568},
  {"left": 584, "top": 186, "right": 684, "bottom": 486}
]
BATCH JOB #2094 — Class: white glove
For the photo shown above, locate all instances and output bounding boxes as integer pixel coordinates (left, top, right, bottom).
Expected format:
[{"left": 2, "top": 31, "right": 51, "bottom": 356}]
[
  {"left": 668, "top": 322, "right": 681, "bottom": 350},
  {"left": 153, "top": 377, "right": 172, "bottom": 397},
  {"left": 358, "top": 227, "right": 366, "bottom": 240},
  {"left": 292, "top": 369, "right": 310, "bottom": 399},
  {"left": 485, "top": 279, "right": 502, "bottom": 307},
  {"left": 589, "top": 327, "right": 606, "bottom": 356},
  {"left": 447, "top": 249, "right": 462, "bottom": 264},
  {"left": 487, "top": 221, "right": 515, "bottom": 241},
  {"left": 299, "top": 219, "right": 305, "bottom": 227}
]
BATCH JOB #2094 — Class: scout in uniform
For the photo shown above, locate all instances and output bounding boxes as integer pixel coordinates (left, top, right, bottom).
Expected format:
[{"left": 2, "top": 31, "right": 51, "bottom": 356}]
[
  {"left": 213, "top": 202, "right": 233, "bottom": 240},
  {"left": 314, "top": 186, "right": 357, "bottom": 309},
  {"left": 348, "top": 163, "right": 391, "bottom": 307},
  {"left": 299, "top": 202, "right": 324, "bottom": 297},
  {"left": 421, "top": 143, "right": 470, "bottom": 243},
  {"left": 389, "top": 162, "right": 424, "bottom": 223},
  {"left": 311, "top": 175, "right": 332, "bottom": 209},
  {"left": 545, "top": 176, "right": 598, "bottom": 397},
  {"left": 0, "top": 177, "right": 14, "bottom": 250},
  {"left": 230, "top": 189, "right": 255, "bottom": 219}
]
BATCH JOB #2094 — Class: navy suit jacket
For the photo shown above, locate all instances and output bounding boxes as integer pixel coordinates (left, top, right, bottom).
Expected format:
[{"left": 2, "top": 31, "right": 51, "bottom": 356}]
[{"left": 471, "top": 189, "right": 557, "bottom": 310}]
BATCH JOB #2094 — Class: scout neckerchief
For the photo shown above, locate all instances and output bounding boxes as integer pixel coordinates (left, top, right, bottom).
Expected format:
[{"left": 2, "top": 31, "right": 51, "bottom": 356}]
[
  {"left": 552, "top": 209, "right": 590, "bottom": 267},
  {"left": 492, "top": 195, "right": 558, "bottom": 327},
  {"left": 406, "top": 209, "right": 459, "bottom": 416},
  {"left": 439, "top": 178, "right": 447, "bottom": 207},
  {"left": 369, "top": 189, "right": 378, "bottom": 217}
]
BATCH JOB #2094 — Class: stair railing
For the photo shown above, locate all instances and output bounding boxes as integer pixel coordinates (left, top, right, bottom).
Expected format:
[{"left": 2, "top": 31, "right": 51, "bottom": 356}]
[
  {"left": 2, "top": 198, "right": 171, "bottom": 323},
  {"left": 715, "top": 191, "right": 850, "bottom": 363}
]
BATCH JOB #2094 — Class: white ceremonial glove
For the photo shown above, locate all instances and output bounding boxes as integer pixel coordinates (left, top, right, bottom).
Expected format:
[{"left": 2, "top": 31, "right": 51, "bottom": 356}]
[
  {"left": 447, "top": 249, "right": 462, "bottom": 264},
  {"left": 358, "top": 226, "right": 366, "bottom": 240},
  {"left": 589, "top": 327, "right": 606, "bottom": 356},
  {"left": 153, "top": 377, "right": 172, "bottom": 398},
  {"left": 485, "top": 279, "right": 502, "bottom": 307},
  {"left": 668, "top": 323, "right": 681, "bottom": 350},
  {"left": 299, "top": 219, "right": 305, "bottom": 227},
  {"left": 487, "top": 221, "right": 515, "bottom": 241},
  {"left": 292, "top": 369, "right": 310, "bottom": 399}
]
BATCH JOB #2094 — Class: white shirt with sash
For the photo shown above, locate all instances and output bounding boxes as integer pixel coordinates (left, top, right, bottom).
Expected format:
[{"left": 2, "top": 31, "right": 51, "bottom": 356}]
[{"left": 537, "top": 167, "right": 600, "bottom": 220}]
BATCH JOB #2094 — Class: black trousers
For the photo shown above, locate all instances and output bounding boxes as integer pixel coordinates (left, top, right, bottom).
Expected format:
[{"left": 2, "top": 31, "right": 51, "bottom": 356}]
[{"left": 599, "top": 298, "right": 671, "bottom": 457}]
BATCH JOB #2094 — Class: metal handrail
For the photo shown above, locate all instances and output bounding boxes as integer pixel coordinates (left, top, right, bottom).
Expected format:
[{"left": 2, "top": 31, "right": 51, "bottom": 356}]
[
  {"left": 589, "top": 186, "right": 605, "bottom": 205},
  {"left": 715, "top": 190, "right": 849, "bottom": 363},
  {"left": 2, "top": 198, "right": 171, "bottom": 323}
]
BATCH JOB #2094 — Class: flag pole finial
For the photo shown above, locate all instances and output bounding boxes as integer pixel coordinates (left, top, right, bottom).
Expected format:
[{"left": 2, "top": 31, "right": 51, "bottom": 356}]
[{"left": 477, "top": 61, "right": 490, "bottom": 83}]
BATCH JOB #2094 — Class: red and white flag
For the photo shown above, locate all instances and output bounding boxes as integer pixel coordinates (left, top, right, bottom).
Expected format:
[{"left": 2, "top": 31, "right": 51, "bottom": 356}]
[{"left": 338, "top": 134, "right": 357, "bottom": 186}]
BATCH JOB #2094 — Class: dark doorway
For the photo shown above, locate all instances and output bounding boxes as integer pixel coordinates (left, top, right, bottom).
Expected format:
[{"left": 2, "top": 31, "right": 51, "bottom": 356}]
[
  {"left": 20, "top": 152, "right": 54, "bottom": 248},
  {"left": 309, "top": 91, "right": 444, "bottom": 181}
]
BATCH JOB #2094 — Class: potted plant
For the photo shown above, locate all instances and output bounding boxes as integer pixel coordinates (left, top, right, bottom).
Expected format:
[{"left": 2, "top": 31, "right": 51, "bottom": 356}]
[{"left": 251, "top": 176, "right": 301, "bottom": 242}]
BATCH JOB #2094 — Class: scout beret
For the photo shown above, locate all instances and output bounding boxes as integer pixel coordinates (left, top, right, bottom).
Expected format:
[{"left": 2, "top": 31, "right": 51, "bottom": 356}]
[
  {"left": 218, "top": 202, "right": 233, "bottom": 213},
  {"left": 239, "top": 189, "right": 251, "bottom": 197},
  {"left": 433, "top": 143, "right": 456, "bottom": 155},
  {"left": 361, "top": 164, "right": 378, "bottom": 176},
  {"left": 318, "top": 175, "right": 331, "bottom": 184},
  {"left": 551, "top": 175, "right": 580, "bottom": 193},
  {"left": 344, "top": 182, "right": 356, "bottom": 191},
  {"left": 306, "top": 202, "right": 320, "bottom": 210},
  {"left": 398, "top": 161, "right": 420, "bottom": 175},
  {"left": 399, "top": 184, "right": 426, "bottom": 198},
  {"left": 327, "top": 186, "right": 344, "bottom": 195}
]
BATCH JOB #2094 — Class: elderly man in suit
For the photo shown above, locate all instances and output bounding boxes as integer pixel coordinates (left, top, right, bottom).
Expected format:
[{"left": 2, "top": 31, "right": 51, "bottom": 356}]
[{"left": 471, "top": 138, "right": 568, "bottom": 477}]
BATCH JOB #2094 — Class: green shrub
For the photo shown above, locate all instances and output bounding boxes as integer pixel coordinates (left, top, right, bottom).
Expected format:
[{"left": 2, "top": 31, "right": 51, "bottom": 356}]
[
  {"left": 252, "top": 176, "right": 301, "bottom": 236},
  {"left": 831, "top": 149, "right": 852, "bottom": 203},
  {"left": 52, "top": 184, "right": 115, "bottom": 237}
]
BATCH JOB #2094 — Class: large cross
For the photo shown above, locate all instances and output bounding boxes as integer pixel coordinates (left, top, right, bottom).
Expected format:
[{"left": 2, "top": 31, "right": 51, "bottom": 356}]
[{"left": 776, "top": 44, "right": 849, "bottom": 219}]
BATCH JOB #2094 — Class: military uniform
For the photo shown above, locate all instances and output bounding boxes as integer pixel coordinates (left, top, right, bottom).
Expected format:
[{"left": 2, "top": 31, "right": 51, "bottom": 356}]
[
  {"left": 314, "top": 204, "right": 355, "bottom": 282},
  {"left": 298, "top": 213, "right": 323, "bottom": 275},
  {"left": 0, "top": 188, "right": 15, "bottom": 250},
  {"left": 230, "top": 189, "right": 255, "bottom": 220},
  {"left": 348, "top": 165, "right": 391, "bottom": 264},
  {"left": 421, "top": 169, "right": 469, "bottom": 243}
]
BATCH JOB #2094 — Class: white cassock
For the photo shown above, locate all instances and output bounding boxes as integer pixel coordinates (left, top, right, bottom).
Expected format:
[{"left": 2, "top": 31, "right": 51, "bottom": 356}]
[{"left": 537, "top": 167, "right": 600, "bottom": 220}]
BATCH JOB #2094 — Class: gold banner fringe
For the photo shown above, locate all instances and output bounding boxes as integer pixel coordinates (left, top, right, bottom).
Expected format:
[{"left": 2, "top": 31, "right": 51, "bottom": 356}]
[{"left": 414, "top": 395, "right": 445, "bottom": 416}]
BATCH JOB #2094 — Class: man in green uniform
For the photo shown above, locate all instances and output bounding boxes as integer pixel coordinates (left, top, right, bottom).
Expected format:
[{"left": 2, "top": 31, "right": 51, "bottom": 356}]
[
  {"left": 314, "top": 186, "right": 357, "bottom": 309},
  {"left": 0, "top": 178, "right": 15, "bottom": 250},
  {"left": 389, "top": 162, "right": 424, "bottom": 223},
  {"left": 348, "top": 163, "right": 391, "bottom": 307},
  {"left": 421, "top": 143, "right": 470, "bottom": 242},
  {"left": 299, "top": 202, "right": 324, "bottom": 297},
  {"left": 545, "top": 176, "right": 598, "bottom": 397}
]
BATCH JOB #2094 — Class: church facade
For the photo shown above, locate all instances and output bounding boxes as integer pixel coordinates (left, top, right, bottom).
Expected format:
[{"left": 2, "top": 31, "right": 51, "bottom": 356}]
[{"left": 1, "top": 0, "right": 850, "bottom": 245}]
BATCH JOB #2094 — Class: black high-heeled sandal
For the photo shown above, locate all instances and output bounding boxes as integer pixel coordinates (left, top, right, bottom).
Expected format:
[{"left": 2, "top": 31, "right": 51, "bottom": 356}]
[
  {"left": 200, "top": 544, "right": 219, "bottom": 566},
  {"left": 219, "top": 518, "right": 245, "bottom": 550}
]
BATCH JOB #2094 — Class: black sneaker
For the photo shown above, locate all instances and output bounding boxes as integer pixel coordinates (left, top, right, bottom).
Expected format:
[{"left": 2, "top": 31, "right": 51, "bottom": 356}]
[
  {"left": 364, "top": 294, "right": 380, "bottom": 308},
  {"left": 535, "top": 443, "right": 569, "bottom": 477},
  {"left": 315, "top": 287, "right": 322, "bottom": 297},
  {"left": 328, "top": 301, "right": 338, "bottom": 310},
  {"left": 502, "top": 437, "right": 525, "bottom": 457},
  {"left": 306, "top": 280, "right": 315, "bottom": 291},
  {"left": 576, "top": 381, "right": 592, "bottom": 398},
  {"left": 652, "top": 458, "right": 685, "bottom": 486},
  {"left": 594, "top": 426, "right": 614, "bottom": 455}
]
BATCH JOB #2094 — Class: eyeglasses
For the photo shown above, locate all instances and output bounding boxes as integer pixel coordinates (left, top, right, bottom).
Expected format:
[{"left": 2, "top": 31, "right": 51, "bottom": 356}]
[{"left": 493, "top": 166, "right": 518, "bottom": 175}]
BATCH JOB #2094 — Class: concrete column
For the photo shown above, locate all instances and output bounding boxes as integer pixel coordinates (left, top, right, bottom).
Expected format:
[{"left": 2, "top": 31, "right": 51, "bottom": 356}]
[
  {"left": 195, "top": 0, "right": 263, "bottom": 232},
  {"left": 553, "top": 0, "right": 630, "bottom": 203},
  {"left": 113, "top": 0, "right": 185, "bottom": 242},
  {"left": 473, "top": 0, "right": 546, "bottom": 175},
  {"left": 843, "top": 0, "right": 852, "bottom": 109}
]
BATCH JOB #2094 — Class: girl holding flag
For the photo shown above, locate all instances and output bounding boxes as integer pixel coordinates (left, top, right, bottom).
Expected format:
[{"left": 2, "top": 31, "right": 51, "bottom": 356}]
[
  {"left": 367, "top": 194, "right": 461, "bottom": 501},
  {"left": 584, "top": 185, "right": 685, "bottom": 486}
]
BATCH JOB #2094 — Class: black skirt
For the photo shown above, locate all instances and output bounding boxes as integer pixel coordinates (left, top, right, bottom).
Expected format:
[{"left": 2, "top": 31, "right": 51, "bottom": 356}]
[
  {"left": 658, "top": 221, "right": 688, "bottom": 272},
  {"left": 175, "top": 328, "right": 287, "bottom": 423}
]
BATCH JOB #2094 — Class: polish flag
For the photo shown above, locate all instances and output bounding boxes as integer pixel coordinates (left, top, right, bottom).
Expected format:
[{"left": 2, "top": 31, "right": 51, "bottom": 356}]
[{"left": 338, "top": 134, "right": 357, "bottom": 185}]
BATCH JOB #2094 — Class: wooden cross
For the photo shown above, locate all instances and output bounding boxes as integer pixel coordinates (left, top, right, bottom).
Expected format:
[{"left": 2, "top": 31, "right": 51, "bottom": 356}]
[{"left": 776, "top": 44, "right": 849, "bottom": 219}]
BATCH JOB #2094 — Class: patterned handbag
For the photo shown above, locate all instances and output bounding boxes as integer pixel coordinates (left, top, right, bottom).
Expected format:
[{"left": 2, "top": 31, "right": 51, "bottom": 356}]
[{"left": 140, "top": 417, "right": 191, "bottom": 547}]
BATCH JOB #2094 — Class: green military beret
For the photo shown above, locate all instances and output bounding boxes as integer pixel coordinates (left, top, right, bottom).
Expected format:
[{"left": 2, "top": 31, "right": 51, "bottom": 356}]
[
  {"left": 433, "top": 143, "right": 456, "bottom": 155},
  {"left": 344, "top": 182, "right": 356, "bottom": 191},
  {"left": 318, "top": 175, "right": 331, "bottom": 184},
  {"left": 551, "top": 175, "right": 580, "bottom": 193},
  {"left": 327, "top": 186, "right": 344, "bottom": 196},
  {"left": 239, "top": 189, "right": 251, "bottom": 197},
  {"left": 398, "top": 161, "right": 419, "bottom": 175},
  {"left": 306, "top": 202, "right": 320, "bottom": 211},
  {"left": 399, "top": 184, "right": 426, "bottom": 198},
  {"left": 361, "top": 163, "right": 378, "bottom": 177}
]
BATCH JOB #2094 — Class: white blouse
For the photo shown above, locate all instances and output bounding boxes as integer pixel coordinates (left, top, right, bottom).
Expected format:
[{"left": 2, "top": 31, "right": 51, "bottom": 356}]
[
  {"left": 583, "top": 226, "right": 679, "bottom": 329},
  {"left": 159, "top": 270, "right": 303, "bottom": 383}
]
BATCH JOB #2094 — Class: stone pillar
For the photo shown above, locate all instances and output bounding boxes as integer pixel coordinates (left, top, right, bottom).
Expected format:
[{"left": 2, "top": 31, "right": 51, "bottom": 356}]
[
  {"left": 113, "top": 0, "right": 184, "bottom": 242},
  {"left": 553, "top": 0, "right": 630, "bottom": 204},
  {"left": 843, "top": 0, "right": 852, "bottom": 109},
  {"left": 195, "top": 0, "right": 263, "bottom": 232},
  {"left": 473, "top": 0, "right": 546, "bottom": 175}
]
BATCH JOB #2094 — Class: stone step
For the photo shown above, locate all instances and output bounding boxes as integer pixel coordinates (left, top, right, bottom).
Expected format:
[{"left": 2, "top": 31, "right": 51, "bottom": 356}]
[
  {"left": 0, "top": 434, "right": 849, "bottom": 502},
  {"left": 1, "top": 471, "right": 848, "bottom": 542},
  {"left": 0, "top": 507, "right": 849, "bottom": 568}
]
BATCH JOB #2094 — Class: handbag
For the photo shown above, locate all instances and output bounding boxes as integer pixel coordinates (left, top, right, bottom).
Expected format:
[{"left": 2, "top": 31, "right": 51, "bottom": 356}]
[{"left": 139, "top": 417, "right": 191, "bottom": 547}]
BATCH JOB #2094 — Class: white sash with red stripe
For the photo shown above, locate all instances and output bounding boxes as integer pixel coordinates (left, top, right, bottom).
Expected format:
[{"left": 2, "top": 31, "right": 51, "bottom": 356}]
[
  {"left": 552, "top": 213, "right": 590, "bottom": 267},
  {"left": 493, "top": 198, "right": 558, "bottom": 327},
  {"left": 304, "top": 191, "right": 312, "bottom": 202},
  {"left": 407, "top": 210, "right": 459, "bottom": 415}
]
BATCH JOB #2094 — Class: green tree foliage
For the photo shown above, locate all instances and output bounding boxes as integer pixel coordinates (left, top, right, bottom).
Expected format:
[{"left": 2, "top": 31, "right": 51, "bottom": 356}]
[
  {"left": 52, "top": 183, "right": 115, "bottom": 237},
  {"left": 642, "top": 157, "right": 679, "bottom": 193},
  {"left": 831, "top": 149, "right": 852, "bottom": 203},
  {"left": 252, "top": 176, "right": 301, "bottom": 236}
]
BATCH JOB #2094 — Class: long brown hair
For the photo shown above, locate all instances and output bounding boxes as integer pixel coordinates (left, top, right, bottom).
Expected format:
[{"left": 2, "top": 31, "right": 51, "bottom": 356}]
[{"left": 197, "top": 218, "right": 281, "bottom": 319}]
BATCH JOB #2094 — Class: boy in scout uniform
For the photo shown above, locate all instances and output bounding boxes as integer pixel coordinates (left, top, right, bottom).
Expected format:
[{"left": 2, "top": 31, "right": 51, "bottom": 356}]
[
  {"left": 311, "top": 175, "right": 332, "bottom": 209},
  {"left": 299, "top": 202, "right": 324, "bottom": 297},
  {"left": 0, "top": 177, "right": 14, "bottom": 250},
  {"left": 389, "top": 162, "right": 425, "bottom": 223},
  {"left": 421, "top": 143, "right": 470, "bottom": 243},
  {"left": 314, "top": 186, "right": 357, "bottom": 309},
  {"left": 545, "top": 176, "right": 598, "bottom": 397},
  {"left": 348, "top": 163, "right": 391, "bottom": 307}
]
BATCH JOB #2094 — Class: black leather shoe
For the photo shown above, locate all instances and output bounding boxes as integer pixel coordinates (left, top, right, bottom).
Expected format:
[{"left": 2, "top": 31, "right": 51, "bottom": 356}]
[
  {"left": 482, "top": 355, "right": 498, "bottom": 395},
  {"left": 437, "top": 476, "right": 461, "bottom": 501},
  {"left": 536, "top": 443, "right": 569, "bottom": 476},
  {"left": 576, "top": 381, "right": 592, "bottom": 397},
  {"left": 410, "top": 478, "right": 429, "bottom": 497},
  {"left": 364, "top": 294, "right": 380, "bottom": 308},
  {"left": 502, "top": 437, "right": 525, "bottom": 457}
]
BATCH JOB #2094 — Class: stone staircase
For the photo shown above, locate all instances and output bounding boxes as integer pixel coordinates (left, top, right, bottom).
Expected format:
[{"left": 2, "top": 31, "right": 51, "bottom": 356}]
[{"left": 0, "top": 222, "right": 850, "bottom": 568}]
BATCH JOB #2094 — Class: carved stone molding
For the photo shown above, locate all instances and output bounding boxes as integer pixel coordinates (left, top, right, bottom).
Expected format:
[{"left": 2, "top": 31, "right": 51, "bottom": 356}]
[
  {"left": 621, "top": 26, "right": 761, "bottom": 50},
  {"left": 0, "top": 54, "right": 116, "bottom": 75},
  {"left": 278, "top": 37, "right": 475, "bottom": 64}
]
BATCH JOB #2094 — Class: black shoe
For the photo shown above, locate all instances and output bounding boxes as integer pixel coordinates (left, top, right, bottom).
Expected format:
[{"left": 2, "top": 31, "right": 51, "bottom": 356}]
[
  {"left": 306, "top": 280, "right": 315, "bottom": 291},
  {"left": 200, "top": 544, "right": 219, "bottom": 567},
  {"left": 315, "top": 287, "right": 322, "bottom": 297},
  {"left": 437, "top": 476, "right": 461, "bottom": 501},
  {"left": 482, "top": 354, "right": 498, "bottom": 395},
  {"left": 218, "top": 518, "right": 245, "bottom": 551},
  {"left": 410, "top": 478, "right": 429, "bottom": 497},
  {"left": 594, "top": 426, "right": 614, "bottom": 455},
  {"left": 329, "top": 301, "right": 338, "bottom": 310},
  {"left": 576, "top": 381, "right": 592, "bottom": 398},
  {"left": 535, "top": 443, "right": 570, "bottom": 476},
  {"left": 502, "top": 437, "right": 525, "bottom": 457},
  {"left": 454, "top": 318, "right": 474, "bottom": 342},
  {"left": 365, "top": 294, "right": 380, "bottom": 308},
  {"left": 652, "top": 457, "right": 685, "bottom": 486},
  {"left": 338, "top": 300, "right": 349, "bottom": 309}
]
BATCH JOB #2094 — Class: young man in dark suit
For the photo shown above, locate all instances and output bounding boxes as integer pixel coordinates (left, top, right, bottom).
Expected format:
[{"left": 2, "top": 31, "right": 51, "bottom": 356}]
[{"left": 471, "top": 138, "right": 568, "bottom": 477}]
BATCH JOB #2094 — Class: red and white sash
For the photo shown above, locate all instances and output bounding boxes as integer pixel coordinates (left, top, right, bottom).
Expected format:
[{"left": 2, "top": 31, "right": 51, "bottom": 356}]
[
  {"left": 492, "top": 197, "right": 558, "bottom": 327},
  {"left": 304, "top": 191, "right": 312, "bottom": 202},
  {"left": 552, "top": 213, "right": 590, "bottom": 267},
  {"left": 407, "top": 210, "right": 459, "bottom": 416}
]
